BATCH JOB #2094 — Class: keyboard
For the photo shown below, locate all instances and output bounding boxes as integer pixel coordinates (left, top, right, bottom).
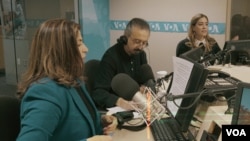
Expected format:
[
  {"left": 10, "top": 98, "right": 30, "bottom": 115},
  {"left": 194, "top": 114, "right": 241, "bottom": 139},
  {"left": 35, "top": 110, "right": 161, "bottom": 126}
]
[{"left": 150, "top": 117, "right": 186, "bottom": 141}]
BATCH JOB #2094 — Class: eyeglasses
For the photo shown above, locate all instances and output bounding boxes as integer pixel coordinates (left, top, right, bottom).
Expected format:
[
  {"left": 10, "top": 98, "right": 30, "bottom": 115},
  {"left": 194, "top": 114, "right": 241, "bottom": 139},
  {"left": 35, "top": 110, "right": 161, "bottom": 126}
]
[{"left": 129, "top": 37, "right": 149, "bottom": 48}]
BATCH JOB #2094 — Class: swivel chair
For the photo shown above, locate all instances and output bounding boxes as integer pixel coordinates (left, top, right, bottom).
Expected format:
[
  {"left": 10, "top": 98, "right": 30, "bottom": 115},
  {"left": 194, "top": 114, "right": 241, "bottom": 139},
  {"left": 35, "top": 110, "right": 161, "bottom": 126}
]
[
  {"left": 0, "top": 95, "right": 20, "bottom": 141},
  {"left": 83, "top": 59, "right": 100, "bottom": 95}
]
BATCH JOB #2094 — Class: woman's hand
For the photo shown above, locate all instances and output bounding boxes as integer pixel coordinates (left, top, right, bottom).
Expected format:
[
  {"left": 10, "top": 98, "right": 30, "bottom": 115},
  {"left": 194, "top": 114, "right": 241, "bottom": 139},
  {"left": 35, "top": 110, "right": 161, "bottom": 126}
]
[{"left": 101, "top": 115, "right": 118, "bottom": 135}]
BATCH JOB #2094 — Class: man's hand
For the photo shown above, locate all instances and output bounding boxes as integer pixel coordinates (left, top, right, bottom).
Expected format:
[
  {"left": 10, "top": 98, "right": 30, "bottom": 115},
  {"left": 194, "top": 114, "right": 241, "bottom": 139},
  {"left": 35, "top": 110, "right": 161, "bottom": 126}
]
[{"left": 116, "top": 98, "right": 134, "bottom": 110}]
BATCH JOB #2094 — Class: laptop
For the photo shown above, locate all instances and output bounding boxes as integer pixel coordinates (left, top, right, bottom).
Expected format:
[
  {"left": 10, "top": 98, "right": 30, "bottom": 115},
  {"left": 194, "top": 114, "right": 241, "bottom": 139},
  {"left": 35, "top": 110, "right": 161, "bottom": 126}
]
[{"left": 231, "top": 82, "right": 250, "bottom": 125}]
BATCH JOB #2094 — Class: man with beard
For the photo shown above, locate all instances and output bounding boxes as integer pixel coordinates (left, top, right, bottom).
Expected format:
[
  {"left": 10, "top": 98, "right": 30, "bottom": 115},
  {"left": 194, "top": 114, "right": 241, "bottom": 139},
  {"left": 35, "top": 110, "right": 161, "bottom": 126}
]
[{"left": 91, "top": 18, "right": 151, "bottom": 110}]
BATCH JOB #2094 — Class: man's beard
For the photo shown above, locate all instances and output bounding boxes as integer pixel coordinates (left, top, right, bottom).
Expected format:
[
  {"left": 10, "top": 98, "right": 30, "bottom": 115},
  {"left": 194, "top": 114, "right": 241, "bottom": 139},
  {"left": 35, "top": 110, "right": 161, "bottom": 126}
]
[{"left": 133, "top": 48, "right": 143, "bottom": 54}]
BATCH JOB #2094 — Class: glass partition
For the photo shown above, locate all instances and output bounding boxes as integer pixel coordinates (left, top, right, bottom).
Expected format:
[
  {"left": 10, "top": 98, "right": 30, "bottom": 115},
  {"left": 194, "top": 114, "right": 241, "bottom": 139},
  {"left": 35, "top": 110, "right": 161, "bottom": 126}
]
[{"left": 0, "top": 0, "right": 76, "bottom": 96}]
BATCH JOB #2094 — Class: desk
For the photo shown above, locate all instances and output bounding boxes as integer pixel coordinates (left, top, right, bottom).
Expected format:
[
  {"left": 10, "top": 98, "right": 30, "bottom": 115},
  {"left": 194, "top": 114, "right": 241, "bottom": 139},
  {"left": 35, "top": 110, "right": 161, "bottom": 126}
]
[
  {"left": 113, "top": 126, "right": 154, "bottom": 141},
  {"left": 194, "top": 65, "right": 250, "bottom": 140},
  {"left": 194, "top": 65, "right": 250, "bottom": 118},
  {"left": 196, "top": 106, "right": 232, "bottom": 141},
  {"left": 208, "top": 64, "right": 250, "bottom": 82},
  {"left": 112, "top": 65, "right": 250, "bottom": 141}
]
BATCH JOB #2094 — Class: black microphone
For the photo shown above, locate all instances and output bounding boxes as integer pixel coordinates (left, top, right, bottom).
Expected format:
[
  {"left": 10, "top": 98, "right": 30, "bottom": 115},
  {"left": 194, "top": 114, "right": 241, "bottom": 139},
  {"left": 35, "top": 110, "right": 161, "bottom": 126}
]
[
  {"left": 215, "top": 46, "right": 235, "bottom": 60},
  {"left": 111, "top": 73, "right": 166, "bottom": 124},
  {"left": 222, "top": 45, "right": 236, "bottom": 65},
  {"left": 198, "top": 54, "right": 215, "bottom": 63},
  {"left": 156, "top": 72, "right": 173, "bottom": 89},
  {"left": 199, "top": 45, "right": 235, "bottom": 64},
  {"left": 163, "top": 72, "right": 173, "bottom": 81},
  {"left": 137, "top": 64, "right": 157, "bottom": 93},
  {"left": 111, "top": 73, "right": 140, "bottom": 101}
]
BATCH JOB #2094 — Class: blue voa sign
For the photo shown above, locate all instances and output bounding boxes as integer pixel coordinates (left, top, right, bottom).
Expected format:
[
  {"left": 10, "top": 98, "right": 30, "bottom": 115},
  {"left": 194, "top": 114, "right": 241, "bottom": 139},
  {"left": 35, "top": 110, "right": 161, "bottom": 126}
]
[{"left": 110, "top": 20, "right": 225, "bottom": 35}]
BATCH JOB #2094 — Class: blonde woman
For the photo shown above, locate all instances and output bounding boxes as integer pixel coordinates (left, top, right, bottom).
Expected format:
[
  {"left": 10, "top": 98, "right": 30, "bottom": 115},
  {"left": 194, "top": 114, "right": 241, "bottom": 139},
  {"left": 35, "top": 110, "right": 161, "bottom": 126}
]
[{"left": 176, "top": 13, "right": 221, "bottom": 65}]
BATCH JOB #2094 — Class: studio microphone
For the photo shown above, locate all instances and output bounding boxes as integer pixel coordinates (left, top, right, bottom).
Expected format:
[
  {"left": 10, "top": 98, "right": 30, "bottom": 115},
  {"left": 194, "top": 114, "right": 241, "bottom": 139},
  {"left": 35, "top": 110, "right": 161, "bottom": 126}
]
[
  {"left": 222, "top": 45, "right": 236, "bottom": 65},
  {"left": 156, "top": 72, "right": 173, "bottom": 89},
  {"left": 137, "top": 64, "right": 157, "bottom": 93},
  {"left": 216, "top": 45, "right": 235, "bottom": 60},
  {"left": 111, "top": 73, "right": 141, "bottom": 101},
  {"left": 163, "top": 72, "right": 173, "bottom": 81},
  {"left": 111, "top": 73, "right": 166, "bottom": 125},
  {"left": 199, "top": 45, "right": 235, "bottom": 64}
]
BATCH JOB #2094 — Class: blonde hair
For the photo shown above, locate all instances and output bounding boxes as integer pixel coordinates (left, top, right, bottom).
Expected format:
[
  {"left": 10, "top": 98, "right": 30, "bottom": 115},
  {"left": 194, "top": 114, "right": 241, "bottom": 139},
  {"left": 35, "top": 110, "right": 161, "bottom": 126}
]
[
  {"left": 17, "top": 19, "right": 84, "bottom": 99},
  {"left": 187, "top": 13, "right": 217, "bottom": 52}
]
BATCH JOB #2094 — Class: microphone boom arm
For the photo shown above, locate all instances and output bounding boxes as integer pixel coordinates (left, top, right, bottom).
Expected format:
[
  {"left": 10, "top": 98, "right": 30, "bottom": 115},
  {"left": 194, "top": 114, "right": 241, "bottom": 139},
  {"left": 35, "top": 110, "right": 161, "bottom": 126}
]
[
  {"left": 166, "top": 87, "right": 237, "bottom": 101},
  {"left": 165, "top": 87, "right": 237, "bottom": 111}
]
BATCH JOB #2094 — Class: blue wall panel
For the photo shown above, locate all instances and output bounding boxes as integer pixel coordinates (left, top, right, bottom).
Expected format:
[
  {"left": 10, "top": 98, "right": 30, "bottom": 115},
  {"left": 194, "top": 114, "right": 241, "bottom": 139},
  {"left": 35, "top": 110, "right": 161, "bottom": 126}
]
[
  {"left": 110, "top": 20, "right": 225, "bottom": 34},
  {"left": 79, "top": 0, "right": 109, "bottom": 61}
]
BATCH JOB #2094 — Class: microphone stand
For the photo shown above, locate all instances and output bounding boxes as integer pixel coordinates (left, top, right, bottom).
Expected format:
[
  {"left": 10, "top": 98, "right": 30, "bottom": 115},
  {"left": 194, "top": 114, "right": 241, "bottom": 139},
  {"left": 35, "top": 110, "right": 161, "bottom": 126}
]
[
  {"left": 166, "top": 87, "right": 236, "bottom": 101},
  {"left": 222, "top": 51, "right": 233, "bottom": 68},
  {"left": 199, "top": 48, "right": 234, "bottom": 67},
  {"left": 165, "top": 90, "right": 207, "bottom": 110},
  {"left": 165, "top": 87, "right": 237, "bottom": 113},
  {"left": 166, "top": 91, "right": 205, "bottom": 101},
  {"left": 198, "top": 54, "right": 216, "bottom": 64},
  {"left": 156, "top": 72, "right": 173, "bottom": 88}
]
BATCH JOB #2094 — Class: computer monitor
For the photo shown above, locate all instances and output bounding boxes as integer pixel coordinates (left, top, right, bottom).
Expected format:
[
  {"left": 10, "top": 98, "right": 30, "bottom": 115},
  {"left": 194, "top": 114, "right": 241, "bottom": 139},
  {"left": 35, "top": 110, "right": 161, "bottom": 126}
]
[
  {"left": 179, "top": 46, "right": 205, "bottom": 63},
  {"left": 179, "top": 46, "right": 217, "bottom": 66},
  {"left": 231, "top": 82, "right": 250, "bottom": 125},
  {"left": 223, "top": 39, "right": 250, "bottom": 65},
  {"left": 173, "top": 58, "right": 209, "bottom": 132}
]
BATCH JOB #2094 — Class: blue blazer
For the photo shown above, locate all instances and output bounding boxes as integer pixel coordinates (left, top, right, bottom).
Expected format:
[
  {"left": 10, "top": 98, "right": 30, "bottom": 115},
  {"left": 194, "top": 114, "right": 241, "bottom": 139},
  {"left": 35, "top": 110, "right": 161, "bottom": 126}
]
[{"left": 16, "top": 78, "right": 103, "bottom": 141}]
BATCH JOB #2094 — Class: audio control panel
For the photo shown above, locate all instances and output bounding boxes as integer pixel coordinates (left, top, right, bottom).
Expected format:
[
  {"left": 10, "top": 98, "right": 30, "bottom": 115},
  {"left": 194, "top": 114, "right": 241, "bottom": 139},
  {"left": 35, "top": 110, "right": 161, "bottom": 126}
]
[{"left": 204, "top": 70, "right": 241, "bottom": 89}]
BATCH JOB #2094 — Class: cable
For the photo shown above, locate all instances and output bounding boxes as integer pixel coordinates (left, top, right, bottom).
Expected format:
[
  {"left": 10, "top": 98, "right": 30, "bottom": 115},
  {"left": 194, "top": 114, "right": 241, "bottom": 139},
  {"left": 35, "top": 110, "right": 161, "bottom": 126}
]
[{"left": 126, "top": 118, "right": 144, "bottom": 126}]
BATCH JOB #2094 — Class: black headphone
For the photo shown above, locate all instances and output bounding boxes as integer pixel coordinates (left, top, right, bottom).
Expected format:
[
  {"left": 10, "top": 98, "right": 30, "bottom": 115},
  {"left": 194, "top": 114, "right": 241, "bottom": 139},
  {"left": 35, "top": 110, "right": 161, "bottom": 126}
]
[
  {"left": 117, "top": 35, "right": 128, "bottom": 45},
  {"left": 113, "top": 110, "right": 146, "bottom": 131}
]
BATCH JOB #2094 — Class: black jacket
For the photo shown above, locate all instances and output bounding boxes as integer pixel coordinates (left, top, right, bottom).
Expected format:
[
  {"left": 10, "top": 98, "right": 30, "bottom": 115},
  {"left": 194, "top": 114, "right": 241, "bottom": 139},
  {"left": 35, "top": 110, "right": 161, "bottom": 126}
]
[{"left": 92, "top": 42, "right": 148, "bottom": 109}]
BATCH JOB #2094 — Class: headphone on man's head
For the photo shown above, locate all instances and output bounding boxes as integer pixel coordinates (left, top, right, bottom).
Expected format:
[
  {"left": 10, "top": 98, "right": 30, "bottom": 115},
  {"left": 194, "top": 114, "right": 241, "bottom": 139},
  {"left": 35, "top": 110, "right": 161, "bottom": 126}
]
[{"left": 117, "top": 35, "right": 128, "bottom": 45}]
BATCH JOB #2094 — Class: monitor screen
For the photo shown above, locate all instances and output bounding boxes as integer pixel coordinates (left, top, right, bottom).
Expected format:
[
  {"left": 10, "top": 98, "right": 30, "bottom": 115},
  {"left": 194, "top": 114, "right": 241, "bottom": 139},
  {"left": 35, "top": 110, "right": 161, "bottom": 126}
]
[
  {"left": 223, "top": 39, "right": 250, "bottom": 65},
  {"left": 173, "top": 58, "right": 209, "bottom": 132},
  {"left": 180, "top": 46, "right": 205, "bottom": 63},
  {"left": 179, "top": 46, "right": 216, "bottom": 66},
  {"left": 231, "top": 82, "right": 250, "bottom": 125}
]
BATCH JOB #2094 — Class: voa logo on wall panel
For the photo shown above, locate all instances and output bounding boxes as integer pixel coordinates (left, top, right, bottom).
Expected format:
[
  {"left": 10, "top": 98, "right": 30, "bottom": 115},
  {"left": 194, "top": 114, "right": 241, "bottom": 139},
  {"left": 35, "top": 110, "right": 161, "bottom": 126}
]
[{"left": 110, "top": 20, "right": 225, "bottom": 35}]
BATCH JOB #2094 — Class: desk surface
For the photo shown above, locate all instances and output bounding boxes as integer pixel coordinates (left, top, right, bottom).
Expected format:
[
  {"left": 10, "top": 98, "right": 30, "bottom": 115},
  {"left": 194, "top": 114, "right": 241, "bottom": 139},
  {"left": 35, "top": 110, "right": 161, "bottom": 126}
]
[
  {"left": 113, "top": 127, "right": 154, "bottom": 141},
  {"left": 196, "top": 106, "right": 232, "bottom": 141},
  {"left": 208, "top": 64, "right": 250, "bottom": 82}
]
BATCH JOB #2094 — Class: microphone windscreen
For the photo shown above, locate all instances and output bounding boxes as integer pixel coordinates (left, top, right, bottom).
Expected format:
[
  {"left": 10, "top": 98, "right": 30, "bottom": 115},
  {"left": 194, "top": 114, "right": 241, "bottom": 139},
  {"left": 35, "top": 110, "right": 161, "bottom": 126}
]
[
  {"left": 111, "top": 73, "right": 139, "bottom": 101},
  {"left": 137, "top": 64, "right": 155, "bottom": 84}
]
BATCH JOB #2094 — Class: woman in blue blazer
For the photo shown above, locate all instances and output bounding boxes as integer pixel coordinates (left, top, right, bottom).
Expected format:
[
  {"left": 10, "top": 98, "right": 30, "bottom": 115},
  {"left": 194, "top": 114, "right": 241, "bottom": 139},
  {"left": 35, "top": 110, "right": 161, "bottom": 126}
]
[{"left": 16, "top": 19, "right": 117, "bottom": 141}]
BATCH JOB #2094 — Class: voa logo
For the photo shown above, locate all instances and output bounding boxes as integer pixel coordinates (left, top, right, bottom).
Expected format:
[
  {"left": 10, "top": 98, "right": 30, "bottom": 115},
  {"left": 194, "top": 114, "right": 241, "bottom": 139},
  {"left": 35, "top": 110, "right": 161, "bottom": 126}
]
[
  {"left": 110, "top": 20, "right": 225, "bottom": 34},
  {"left": 226, "top": 129, "right": 246, "bottom": 136}
]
